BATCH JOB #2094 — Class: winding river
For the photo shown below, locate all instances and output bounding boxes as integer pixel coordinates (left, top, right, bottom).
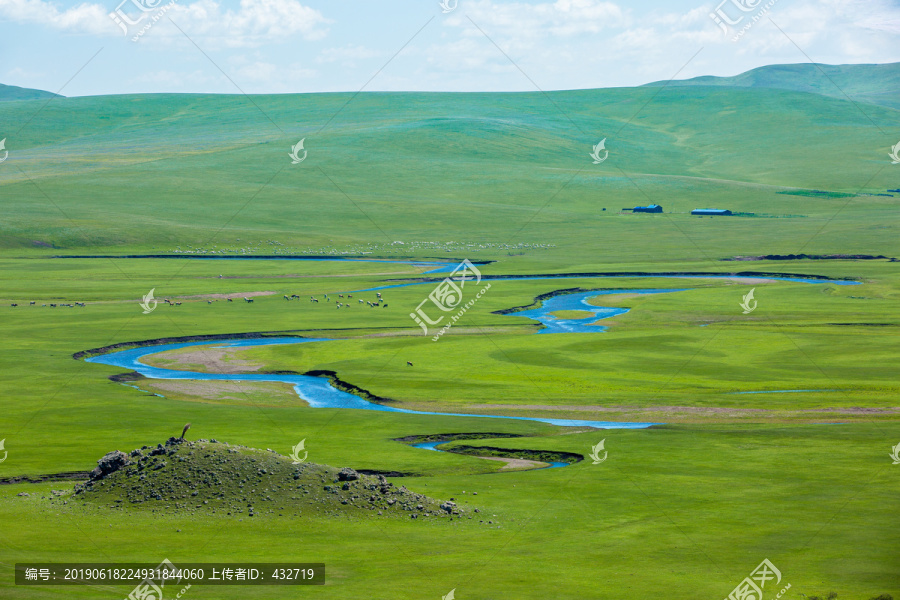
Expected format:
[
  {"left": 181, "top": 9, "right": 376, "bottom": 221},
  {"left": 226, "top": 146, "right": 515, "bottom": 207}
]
[
  {"left": 86, "top": 272, "right": 857, "bottom": 430},
  {"left": 87, "top": 335, "right": 659, "bottom": 430}
]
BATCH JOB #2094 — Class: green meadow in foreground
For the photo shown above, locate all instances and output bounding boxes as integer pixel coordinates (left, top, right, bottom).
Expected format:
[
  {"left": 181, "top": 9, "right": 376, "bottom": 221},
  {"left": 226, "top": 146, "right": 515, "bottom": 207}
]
[{"left": 1, "top": 63, "right": 899, "bottom": 598}]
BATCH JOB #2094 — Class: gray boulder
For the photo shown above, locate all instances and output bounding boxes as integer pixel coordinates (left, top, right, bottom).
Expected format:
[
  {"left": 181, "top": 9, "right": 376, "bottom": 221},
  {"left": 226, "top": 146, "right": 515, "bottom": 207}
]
[
  {"left": 90, "top": 450, "right": 129, "bottom": 480},
  {"left": 337, "top": 468, "right": 360, "bottom": 482}
]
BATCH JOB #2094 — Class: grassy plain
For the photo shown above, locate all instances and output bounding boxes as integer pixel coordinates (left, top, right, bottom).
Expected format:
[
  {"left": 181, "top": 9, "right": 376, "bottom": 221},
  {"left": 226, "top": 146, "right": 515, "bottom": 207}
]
[{"left": 0, "top": 72, "right": 899, "bottom": 599}]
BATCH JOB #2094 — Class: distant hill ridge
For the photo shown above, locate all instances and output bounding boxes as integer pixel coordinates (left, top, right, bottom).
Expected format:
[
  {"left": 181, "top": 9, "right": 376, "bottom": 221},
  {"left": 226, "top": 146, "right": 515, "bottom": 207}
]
[
  {"left": 644, "top": 62, "right": 900, "bottom": 109},
  {"left": 0, "top": 83, "right": 61, "bottom": 102}
]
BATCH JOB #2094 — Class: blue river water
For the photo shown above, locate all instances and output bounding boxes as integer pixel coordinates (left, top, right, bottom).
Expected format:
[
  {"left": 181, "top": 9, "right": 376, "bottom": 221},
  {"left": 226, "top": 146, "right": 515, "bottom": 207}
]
[
  {"left": 511, "top": 288, "right": 683, "bottom": 334},
  {"left": 87, "top": 336, "right": 658, "bottom": 430},
  {"left": 86, "top": 274, "right": 859, "bottom": 432},
  {"left": 351, "top": 273, "right": 860, "bottom": 293}
]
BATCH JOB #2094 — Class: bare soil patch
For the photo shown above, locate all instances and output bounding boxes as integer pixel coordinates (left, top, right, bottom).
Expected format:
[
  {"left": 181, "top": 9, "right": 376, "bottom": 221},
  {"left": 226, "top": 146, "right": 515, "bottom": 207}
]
[
  {"left": 475, "top": 456, "right": 550, "bottom": 470},
  {"left": 141, "top": 379, "right": 304, "bottom": 406},
  {"left": 142, "top": 345, "right": 261, "bottom": 374}
]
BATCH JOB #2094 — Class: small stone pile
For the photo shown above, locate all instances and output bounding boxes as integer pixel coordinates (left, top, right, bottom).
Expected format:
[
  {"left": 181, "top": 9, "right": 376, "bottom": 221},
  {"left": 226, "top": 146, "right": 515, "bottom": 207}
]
[{"left": 72, "top": 439, "right": 472, "bottom": 521}]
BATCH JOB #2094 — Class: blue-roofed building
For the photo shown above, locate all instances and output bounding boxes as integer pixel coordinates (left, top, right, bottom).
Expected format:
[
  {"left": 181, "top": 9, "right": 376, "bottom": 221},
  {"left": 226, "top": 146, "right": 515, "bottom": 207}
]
[
  {"left": 692, "top": 208, "right": 732, "bottom": 216},
  {"left": 625, "top": 204, "right": 663, "bottom": 213}
]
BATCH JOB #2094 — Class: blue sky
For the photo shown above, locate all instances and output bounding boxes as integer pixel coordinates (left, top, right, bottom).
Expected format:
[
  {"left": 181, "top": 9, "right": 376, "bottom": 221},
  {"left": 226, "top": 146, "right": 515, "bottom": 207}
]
[{"left": 1, "top": 0, "right": 898, "bottom": 96}]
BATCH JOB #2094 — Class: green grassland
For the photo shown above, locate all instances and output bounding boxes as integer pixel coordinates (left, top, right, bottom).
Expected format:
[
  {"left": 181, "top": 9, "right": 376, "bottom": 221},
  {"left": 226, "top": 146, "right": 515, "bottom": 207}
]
[{"left": 1, "top": 64, "right": 899, "bottom": 599}]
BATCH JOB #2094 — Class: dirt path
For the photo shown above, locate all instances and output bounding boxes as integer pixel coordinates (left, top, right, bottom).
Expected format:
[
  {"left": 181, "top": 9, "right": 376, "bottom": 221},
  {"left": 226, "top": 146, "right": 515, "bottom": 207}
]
[
  {"left": 474, "top": 456, "right": 550, "bottom": 470},
  {"left": 468, "top": 403, "right": 900, "bottom": 416}
]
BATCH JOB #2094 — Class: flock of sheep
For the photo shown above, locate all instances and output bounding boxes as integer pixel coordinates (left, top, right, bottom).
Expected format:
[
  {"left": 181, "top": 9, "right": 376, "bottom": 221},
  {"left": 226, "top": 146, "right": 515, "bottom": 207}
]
[
  {"left": 9, "top": 293, "right": 387, "bottom": 309},
  {"left": 293, "top": 291, "right": 388, "bottom": 309},
  {"left": 9, "top": 301, "right": 86, "bottom": 308}
]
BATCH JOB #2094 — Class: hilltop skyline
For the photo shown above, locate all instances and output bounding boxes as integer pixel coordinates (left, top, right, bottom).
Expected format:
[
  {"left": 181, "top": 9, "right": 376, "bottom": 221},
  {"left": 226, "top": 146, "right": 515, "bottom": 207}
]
[{"left": 1, "top": 0, "right": 899, "bottom": 97}]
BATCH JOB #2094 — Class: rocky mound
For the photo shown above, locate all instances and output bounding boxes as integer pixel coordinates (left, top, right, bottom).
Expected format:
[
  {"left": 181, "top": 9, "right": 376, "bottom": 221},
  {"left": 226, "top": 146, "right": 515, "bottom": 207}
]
[{"left": 71, "top": 438, "right": 470, "bottom": 520}]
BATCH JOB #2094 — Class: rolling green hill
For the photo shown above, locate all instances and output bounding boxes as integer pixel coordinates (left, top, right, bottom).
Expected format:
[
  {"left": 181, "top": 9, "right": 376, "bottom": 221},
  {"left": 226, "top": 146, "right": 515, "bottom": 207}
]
[
  {"left": 0, "top": 83, "right": 60, "bottom": 102},
  {"left": 645, "top": 61, "right": 900, "bottom": 109},
  {"left": 0, "top": 70, "right": 896, "bottom": 262}
]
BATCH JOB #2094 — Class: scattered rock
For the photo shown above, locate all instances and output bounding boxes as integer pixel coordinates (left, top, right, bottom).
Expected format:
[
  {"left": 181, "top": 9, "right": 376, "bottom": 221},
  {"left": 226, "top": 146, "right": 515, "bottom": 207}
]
[
  {"left": 90, "top": 451, "right": 130, "bottom": 481},
  {"left": 337, "top": 468, "right": 359, "bottom": 482}
]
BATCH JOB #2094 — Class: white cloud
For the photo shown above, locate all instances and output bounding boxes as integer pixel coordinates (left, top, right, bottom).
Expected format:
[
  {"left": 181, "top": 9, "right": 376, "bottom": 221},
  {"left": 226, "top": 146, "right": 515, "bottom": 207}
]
[
  {"left": 171, "top": 0, "right": 330, "bottom": 45},
  {"left": 0, "top": 0, "right": 330, "bottom": 45},
  {"left": 0, "top": 0, "right": 115, "bottom": 34}
]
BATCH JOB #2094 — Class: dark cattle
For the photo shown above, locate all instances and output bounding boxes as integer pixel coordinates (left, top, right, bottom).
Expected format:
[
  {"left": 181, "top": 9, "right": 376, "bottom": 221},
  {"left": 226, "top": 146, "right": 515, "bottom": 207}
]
[{"left": 407, "top": 361, "right": 413, "bottom": 366}]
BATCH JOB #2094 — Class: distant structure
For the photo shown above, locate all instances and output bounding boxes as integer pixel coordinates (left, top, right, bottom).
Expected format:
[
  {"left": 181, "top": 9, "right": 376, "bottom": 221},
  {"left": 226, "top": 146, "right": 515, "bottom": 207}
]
[
  {"left": 692, "top": 208, "right": 732, "bottom": 216},
  {"left": 623, "top": 204, "right": 663, "bottom": 213}
]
